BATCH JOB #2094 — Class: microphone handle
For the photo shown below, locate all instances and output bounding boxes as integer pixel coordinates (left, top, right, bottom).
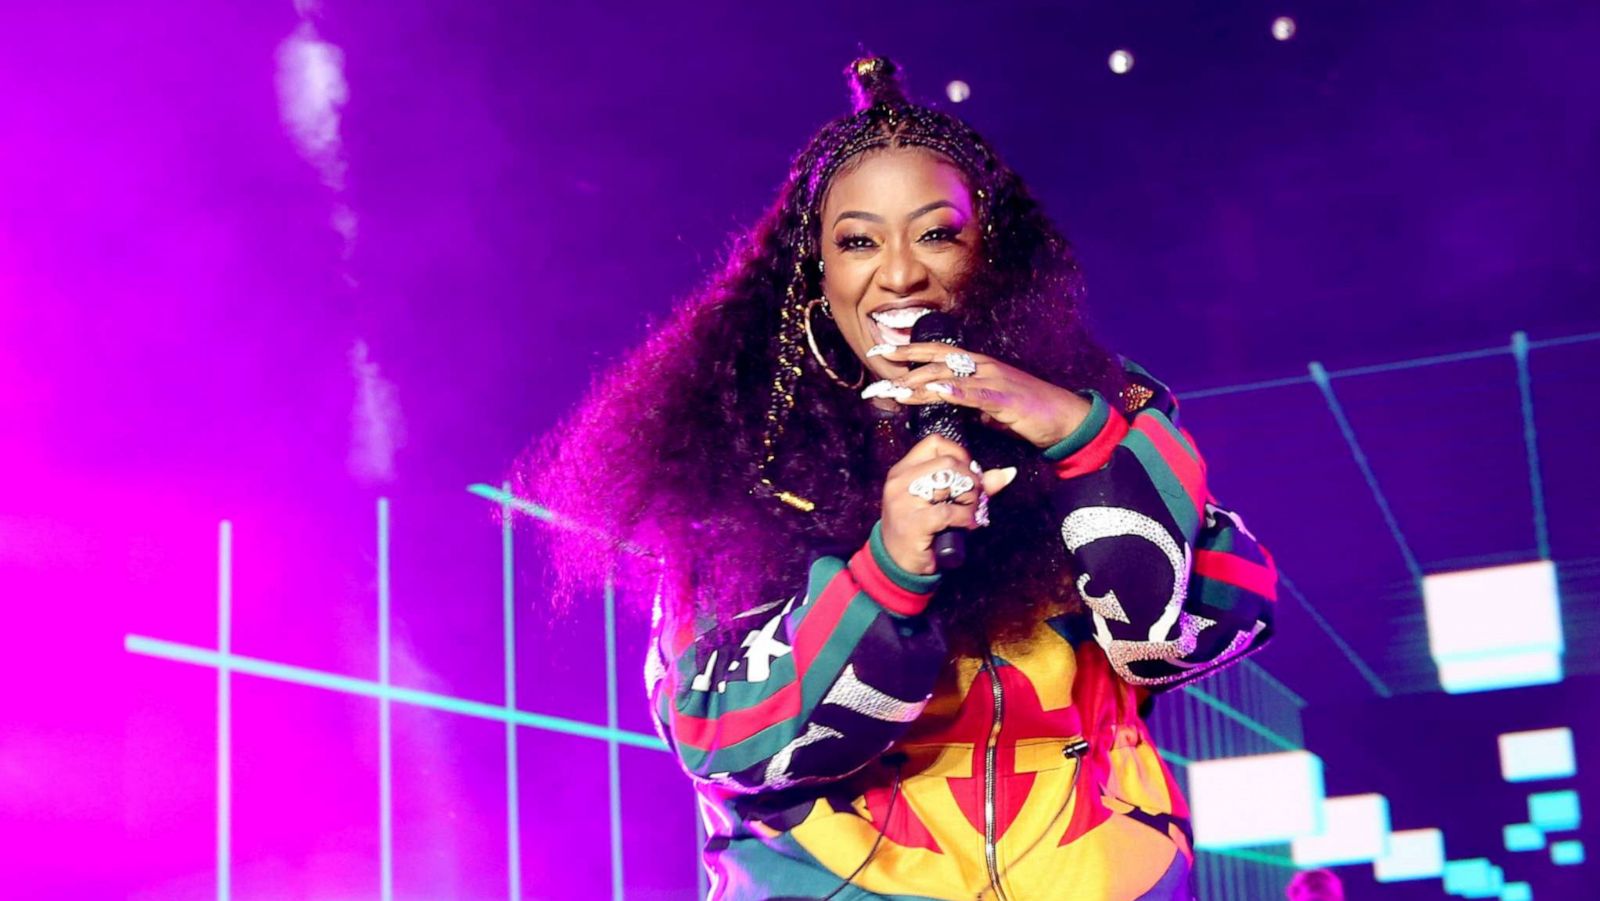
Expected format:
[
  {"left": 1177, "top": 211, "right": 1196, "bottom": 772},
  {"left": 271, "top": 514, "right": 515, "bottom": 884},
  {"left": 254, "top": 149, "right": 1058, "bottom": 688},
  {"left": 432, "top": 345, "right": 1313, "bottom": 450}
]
[
  {"left": 914, "top": 375, "right": 970, "bottom": 573},
  {"left": 906, "top": 312, "right": 972, "bottom": 573},
  {"left": 932, "top": 527, "right": 966, "bottom": 571}
]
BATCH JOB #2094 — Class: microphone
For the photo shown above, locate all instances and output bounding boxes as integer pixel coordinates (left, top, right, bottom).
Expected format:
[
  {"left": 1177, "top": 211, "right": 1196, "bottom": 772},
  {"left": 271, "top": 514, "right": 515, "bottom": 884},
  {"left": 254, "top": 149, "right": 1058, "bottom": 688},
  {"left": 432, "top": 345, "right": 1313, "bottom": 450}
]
[{"left": 909, "top": 311, "right": 975, "bottom": 571}]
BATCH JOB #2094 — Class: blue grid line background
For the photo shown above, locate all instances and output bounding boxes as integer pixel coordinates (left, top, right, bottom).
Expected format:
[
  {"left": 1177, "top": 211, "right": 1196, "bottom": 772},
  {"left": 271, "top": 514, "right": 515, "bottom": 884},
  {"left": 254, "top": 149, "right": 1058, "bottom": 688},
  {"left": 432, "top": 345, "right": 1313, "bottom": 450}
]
[{"left": 125, "top": 493, "right": 1305, "bottom": 899}]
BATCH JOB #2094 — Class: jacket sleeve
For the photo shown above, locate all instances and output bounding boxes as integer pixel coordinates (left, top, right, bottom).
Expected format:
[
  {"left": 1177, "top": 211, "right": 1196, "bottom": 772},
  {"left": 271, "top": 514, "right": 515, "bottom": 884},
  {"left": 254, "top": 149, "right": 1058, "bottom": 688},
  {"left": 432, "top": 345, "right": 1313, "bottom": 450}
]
[
  {"left": 644, "top": 523, "right": 948, "bottom": 793},
  {"left": 1043, "top": 362, "right": 1278, "bottom": 691}
]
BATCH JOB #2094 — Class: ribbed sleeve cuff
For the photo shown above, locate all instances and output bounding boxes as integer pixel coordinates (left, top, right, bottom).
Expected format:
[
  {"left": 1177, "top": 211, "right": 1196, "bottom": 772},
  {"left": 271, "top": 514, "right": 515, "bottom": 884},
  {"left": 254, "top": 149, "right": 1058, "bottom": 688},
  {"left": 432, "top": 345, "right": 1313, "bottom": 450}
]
[
  {"left": 847, "top": 522, "right": 940, "bottom": 616},
  {"left": 1042, "top": 391, "right": 1110, "bottom": 461},
  {"left": 1045, "top": 391, "right": 1131, "bottom": 479}
]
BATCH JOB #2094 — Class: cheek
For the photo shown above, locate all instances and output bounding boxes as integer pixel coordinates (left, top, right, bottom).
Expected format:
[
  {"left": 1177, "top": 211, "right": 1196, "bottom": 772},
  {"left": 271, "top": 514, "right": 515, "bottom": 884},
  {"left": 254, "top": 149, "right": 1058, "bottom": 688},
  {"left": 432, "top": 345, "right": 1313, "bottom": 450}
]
[
  {"left": 934, "top": 242, "right": 980, "bottom": 286},
  {"left": 820, "top": 254, "right": 863, "bottom": 298},
  {"left": 821, "top": 298, "right": 874, "bottom": 363},
  {"left": 830, "top": 305, "right": 870, "bottom": 349}
]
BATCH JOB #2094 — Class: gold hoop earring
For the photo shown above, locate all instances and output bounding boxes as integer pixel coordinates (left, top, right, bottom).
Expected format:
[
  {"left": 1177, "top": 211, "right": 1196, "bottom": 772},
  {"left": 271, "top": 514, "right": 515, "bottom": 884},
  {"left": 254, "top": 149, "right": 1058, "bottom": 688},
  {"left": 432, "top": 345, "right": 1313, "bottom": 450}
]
[{"left": 803, "top": 299, "right": 866, "bottom": 391}]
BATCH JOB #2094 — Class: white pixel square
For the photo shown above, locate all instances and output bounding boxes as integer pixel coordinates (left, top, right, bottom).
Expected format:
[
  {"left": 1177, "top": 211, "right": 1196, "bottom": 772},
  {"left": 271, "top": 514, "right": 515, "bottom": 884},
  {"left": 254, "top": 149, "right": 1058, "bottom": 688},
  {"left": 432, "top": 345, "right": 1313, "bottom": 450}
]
[
  {"left": 1438, "top": 650, "right": 1562, "bottom": 694},
  {"left": 1291, "top": 793, "right": 1391, "bottom": 866},
  {"left": 1372, "top": 827, "right": 1445, "bottom": 882},
  {"left": 1189, "top": 750, "right": 1325, "bottom": 850},
  {"left": 1424, "top": 561, "right": 1562, "bottom": 693},
  {"left": 1499, "top": 727, "right": 1576, "bottom": 782}
]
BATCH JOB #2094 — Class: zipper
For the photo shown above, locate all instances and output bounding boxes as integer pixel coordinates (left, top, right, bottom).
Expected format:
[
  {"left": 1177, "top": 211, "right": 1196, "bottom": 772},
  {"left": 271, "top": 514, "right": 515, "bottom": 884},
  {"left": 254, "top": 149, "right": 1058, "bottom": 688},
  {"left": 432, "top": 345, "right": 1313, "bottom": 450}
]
[{"left": 980, "top": 653, "right": 1010, "bottom": 901}]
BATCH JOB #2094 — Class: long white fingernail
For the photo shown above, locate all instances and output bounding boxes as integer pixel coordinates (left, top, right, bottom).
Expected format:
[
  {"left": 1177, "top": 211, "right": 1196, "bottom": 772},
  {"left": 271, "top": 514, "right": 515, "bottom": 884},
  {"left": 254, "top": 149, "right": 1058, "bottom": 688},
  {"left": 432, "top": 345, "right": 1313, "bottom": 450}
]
[
  {"left": 996, "top": 466, "right": 1019, "bottom": 488},
  {"left": 970, "top": 460, "right": 984, "bottom": 475},
  {"left": 884, "top": 386, "right": 913, "bottom": 401},
  {"left": 926, "top": 381, "right": 954, "bottom": 396},
  {"left": 866, "top": 344, "right": 896, "bottom": 358},
  {"left": 861, "top": 379, "right": 894, "bottom": 399}
]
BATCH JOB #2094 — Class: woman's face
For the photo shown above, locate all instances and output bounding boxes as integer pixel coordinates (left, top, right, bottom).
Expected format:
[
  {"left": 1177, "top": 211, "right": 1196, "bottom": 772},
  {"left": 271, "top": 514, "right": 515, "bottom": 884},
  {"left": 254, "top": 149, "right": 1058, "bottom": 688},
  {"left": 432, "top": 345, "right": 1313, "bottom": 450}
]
[{"left": 819, "top": 147, "right": 979, "bottom": 382}]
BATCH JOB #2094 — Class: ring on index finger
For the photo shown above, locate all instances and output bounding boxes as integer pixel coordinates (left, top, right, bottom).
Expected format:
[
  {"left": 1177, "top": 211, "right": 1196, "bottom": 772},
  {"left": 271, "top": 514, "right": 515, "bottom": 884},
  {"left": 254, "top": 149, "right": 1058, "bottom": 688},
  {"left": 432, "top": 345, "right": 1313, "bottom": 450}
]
[{"left": 944, "top": 352, "right": 977, "bottom": 378}]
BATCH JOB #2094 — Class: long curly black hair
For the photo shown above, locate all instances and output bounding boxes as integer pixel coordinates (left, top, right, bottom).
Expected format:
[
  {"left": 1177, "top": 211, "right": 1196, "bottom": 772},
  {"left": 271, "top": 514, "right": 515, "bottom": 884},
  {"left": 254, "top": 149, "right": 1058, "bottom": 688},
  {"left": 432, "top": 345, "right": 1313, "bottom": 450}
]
[{"left": 520, "top": 57, "right": 1125, "bottom": 652}]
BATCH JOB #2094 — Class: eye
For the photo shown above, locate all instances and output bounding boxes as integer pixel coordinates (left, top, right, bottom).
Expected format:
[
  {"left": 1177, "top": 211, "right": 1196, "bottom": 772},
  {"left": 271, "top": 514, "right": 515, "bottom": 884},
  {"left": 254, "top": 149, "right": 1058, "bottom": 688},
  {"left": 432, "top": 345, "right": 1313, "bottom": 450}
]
[
  {"left": 919, "top": 226, "right": 961, "bottom": 244},
  {"left": 835, "top": 233, "right": 877, "bottom": 251}
]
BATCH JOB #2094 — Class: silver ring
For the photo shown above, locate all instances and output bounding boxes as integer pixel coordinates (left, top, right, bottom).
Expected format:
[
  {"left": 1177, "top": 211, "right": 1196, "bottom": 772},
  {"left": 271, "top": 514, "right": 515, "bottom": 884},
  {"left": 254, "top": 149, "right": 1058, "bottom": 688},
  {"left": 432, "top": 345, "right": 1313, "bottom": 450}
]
[
  {"left": 908, "top": 468, "right": 963, "bottom": 502},
  {"left": 945, "top": 352, "right": 977, "bottom": 378}
]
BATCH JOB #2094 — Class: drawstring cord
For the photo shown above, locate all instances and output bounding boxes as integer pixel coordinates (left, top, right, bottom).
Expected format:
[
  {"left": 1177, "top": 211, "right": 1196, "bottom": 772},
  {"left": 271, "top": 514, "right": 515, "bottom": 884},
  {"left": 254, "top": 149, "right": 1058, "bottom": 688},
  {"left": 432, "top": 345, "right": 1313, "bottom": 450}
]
[{"left": 821, "top": 753, "right": 907, "bottom": 900}]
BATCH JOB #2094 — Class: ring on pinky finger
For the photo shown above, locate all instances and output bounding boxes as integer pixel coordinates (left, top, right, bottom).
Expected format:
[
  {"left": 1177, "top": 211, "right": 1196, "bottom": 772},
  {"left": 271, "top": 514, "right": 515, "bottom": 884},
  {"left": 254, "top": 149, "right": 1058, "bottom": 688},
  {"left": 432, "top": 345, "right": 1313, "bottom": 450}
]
[{"left": 974, "top": 492, "right": 992, "bottom": 528}]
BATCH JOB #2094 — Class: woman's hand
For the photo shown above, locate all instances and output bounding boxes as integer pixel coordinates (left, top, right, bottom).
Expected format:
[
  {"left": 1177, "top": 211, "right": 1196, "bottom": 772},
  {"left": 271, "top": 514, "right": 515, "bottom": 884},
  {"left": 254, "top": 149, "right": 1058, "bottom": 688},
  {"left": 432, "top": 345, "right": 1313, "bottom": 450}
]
[
  {"left": 863, "top": 343, "right": 1093, "bottom": 449},
  {"left": 881, "top": 434, "right": 1019, "bottom": 576}
]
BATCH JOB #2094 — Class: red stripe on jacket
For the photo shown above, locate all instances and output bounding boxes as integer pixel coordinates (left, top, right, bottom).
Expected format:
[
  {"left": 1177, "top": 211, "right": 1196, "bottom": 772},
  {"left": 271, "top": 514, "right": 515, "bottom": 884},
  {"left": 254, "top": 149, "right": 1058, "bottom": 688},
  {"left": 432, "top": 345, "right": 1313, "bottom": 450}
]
[
  {"left": 668, "top": 561, "right": 862, "bottom": 751},
  {"left": 1193, "top": 549, "right": 1279, "bottom": 602},
  {"left": 1132, "top": 415, "right": 1206, "bottom": 512}
]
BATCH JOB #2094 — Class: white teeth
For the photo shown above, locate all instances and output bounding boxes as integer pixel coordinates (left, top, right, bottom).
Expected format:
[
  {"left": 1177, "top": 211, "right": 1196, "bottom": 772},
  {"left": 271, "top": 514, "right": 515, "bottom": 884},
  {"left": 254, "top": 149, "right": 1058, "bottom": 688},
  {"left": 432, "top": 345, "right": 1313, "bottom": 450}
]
[{"left": 870, "top": 306, "right": 934, "bottom": 329}]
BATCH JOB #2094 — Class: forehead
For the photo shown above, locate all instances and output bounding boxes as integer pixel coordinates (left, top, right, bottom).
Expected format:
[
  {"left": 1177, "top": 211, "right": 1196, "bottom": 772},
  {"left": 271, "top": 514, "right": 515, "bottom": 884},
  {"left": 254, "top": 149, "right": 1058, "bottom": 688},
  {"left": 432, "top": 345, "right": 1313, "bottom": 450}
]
[{"left": 820, "top": 147, "right": 972, "bottom": 214}]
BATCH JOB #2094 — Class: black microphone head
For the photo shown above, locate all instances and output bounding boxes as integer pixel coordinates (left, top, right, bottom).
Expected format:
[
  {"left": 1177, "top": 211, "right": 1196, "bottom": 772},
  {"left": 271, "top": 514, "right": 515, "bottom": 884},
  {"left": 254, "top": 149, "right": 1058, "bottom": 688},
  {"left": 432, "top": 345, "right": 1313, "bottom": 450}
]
[{"left": 911, "top": 310, "right": 961, "bottom": 346}]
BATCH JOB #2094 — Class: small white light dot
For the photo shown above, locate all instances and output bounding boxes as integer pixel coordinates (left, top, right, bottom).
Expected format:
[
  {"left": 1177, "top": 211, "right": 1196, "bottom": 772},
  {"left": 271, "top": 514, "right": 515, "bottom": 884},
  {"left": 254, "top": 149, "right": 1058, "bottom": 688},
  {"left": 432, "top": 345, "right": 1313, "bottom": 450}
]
[
  {"left": 1272, "top": 16, "right": 1297, "bottom": 41},
  {"left": 945, "top": 79, "right": 971, "bottom": 103},
  {"left": 1108, "top": 49, "right": 1134, "bottom": 75}
]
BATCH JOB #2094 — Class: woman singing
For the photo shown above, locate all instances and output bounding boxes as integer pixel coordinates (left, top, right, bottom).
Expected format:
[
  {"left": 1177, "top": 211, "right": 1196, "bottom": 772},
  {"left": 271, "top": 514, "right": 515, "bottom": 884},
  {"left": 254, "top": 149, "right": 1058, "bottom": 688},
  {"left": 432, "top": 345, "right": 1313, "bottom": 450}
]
[{"left": 526, "top": 56, "right": 1278, "bottom": 901}]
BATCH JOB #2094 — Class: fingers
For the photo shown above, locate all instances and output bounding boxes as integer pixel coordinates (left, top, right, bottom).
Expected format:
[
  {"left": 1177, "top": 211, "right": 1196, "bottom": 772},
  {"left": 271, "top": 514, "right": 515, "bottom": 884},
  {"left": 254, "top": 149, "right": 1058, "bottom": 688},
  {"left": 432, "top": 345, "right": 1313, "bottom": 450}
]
[
  {"left": 982, "top": 466, "right": 1019, "bottom": 496},
  {"left": 926, "top": 496, "right": 980, "bottom": 531},
  {"left": 895, "top": 458, "right": 1014, "bottom": 514},
  {"left": 886, "top": 437, "right": 1017, "bottom": 503},
  {"left": 861, "top": 346, "right": 995, "bottom": 401},
  {"left": 911, "top": 477, "right": 998, "bottom": 532},
  {"left": 863, "top": 372, "right": 1009, "bottom": 408},
  {"left": 904, "top": 462, "right": 980, "bottom": 504},
  {"left": 894, "top": 456, "right": 976, "bottom": 500},
  {"left": 900, "top": 378, "right": 1015, "bottom": 416},
  {"left": 868, "top": 342, "right": 989, "bottom": 366},
  {"left": 889, "top": 362, "right": 963, "bottom": 390},
  {"left": 880, "top": 452, "right": 1017, "bottom": 572}
]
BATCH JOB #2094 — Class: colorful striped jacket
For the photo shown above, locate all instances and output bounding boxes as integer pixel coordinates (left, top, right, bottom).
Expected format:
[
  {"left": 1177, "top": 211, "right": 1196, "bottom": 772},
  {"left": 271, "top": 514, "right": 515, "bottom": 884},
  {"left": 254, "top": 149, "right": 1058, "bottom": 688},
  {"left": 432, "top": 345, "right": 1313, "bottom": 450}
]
[{"left": 646, "top": 366, "right": 1278, "bottom": 900}]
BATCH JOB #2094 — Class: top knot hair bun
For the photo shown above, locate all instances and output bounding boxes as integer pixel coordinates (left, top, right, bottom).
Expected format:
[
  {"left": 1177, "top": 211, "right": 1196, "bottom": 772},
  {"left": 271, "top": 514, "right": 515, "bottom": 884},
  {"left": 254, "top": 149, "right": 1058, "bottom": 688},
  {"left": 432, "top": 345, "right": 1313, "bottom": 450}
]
[{"left": 847, "top": 55, "right": 910, "bottom": 112}]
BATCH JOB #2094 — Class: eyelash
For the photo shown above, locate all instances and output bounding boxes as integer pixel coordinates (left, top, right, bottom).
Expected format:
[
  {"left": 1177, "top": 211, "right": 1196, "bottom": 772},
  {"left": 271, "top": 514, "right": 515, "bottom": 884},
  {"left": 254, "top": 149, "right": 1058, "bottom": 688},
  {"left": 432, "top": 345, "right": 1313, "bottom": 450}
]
[{"left": 834, "top": 227, "right": 961, "bottom": 252}]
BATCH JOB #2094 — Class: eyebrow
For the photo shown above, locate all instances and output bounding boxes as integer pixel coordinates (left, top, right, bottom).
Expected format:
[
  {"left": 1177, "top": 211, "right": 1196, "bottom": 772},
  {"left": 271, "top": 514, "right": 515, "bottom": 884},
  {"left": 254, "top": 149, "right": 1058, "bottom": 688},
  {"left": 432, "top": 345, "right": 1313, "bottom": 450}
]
[{"left": 832, "top": 199, "right": 963, "bottom": 228}]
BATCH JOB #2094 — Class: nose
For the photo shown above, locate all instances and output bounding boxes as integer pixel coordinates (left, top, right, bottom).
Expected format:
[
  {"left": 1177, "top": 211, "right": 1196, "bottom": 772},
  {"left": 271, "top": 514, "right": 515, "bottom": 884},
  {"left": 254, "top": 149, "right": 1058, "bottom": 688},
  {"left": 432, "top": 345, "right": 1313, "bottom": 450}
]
[{"left": 875, "top": 236, "right": 931, "bottom": 296}]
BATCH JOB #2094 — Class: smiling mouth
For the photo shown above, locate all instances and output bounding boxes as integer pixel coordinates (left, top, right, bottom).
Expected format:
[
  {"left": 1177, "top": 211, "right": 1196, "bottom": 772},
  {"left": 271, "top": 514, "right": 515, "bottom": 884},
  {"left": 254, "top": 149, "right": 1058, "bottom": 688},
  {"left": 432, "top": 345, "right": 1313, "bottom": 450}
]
[{"left": 868, "top": 305, "right": 937, "bottom": 347}]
